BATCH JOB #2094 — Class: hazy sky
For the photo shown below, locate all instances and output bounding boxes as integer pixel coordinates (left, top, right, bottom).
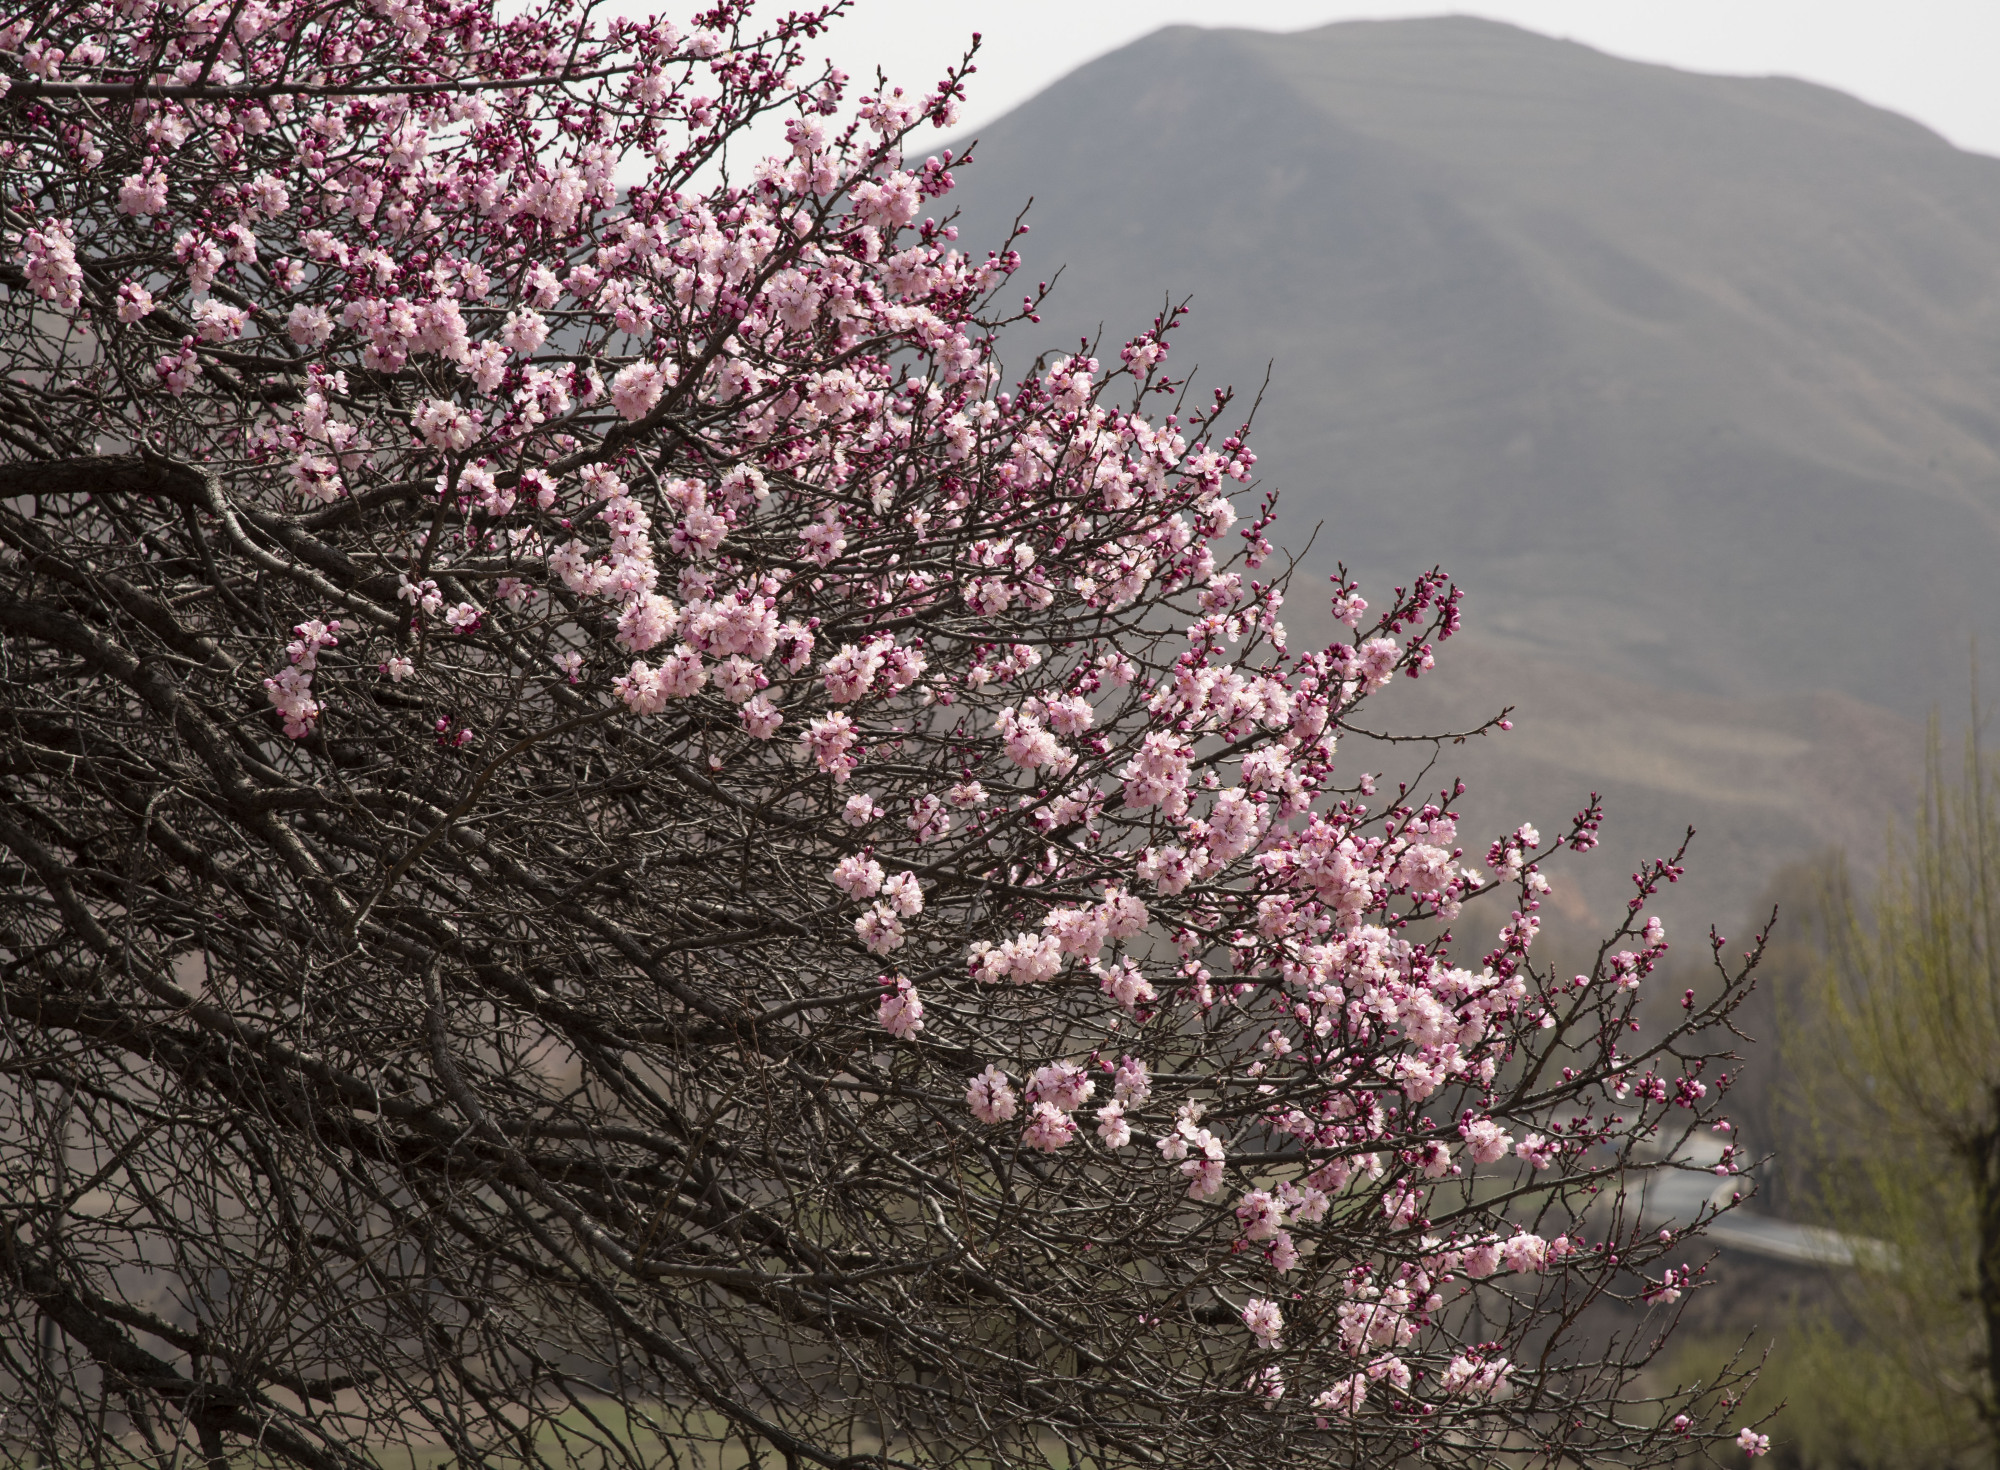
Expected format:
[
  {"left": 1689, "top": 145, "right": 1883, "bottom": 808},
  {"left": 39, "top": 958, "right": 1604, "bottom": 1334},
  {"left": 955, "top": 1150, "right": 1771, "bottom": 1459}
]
[{"left": 798, "top": 2, "right": 2000, "bottom": 159}]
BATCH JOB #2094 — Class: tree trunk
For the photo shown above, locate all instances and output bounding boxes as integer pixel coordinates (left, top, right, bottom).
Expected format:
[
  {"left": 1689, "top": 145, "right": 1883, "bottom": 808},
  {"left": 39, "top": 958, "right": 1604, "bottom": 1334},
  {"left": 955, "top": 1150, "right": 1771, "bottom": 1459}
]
[{"left": 1977, "top": 1093, "right": 2000, "bottom": 1470}]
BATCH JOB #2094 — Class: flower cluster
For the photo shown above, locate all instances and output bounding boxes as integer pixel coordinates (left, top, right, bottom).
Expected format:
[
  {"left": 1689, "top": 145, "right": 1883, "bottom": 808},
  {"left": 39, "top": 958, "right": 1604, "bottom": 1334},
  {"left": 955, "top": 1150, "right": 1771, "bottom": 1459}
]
[{"left": 0, "top": 0, "right": 1765, "bottom": 1465}]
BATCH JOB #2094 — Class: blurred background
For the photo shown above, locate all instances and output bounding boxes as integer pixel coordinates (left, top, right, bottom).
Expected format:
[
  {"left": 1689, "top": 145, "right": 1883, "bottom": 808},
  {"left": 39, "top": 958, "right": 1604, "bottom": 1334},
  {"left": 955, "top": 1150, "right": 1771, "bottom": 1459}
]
[{"left": 739, "top": 5, "right": 2000, "bottom": 1463}]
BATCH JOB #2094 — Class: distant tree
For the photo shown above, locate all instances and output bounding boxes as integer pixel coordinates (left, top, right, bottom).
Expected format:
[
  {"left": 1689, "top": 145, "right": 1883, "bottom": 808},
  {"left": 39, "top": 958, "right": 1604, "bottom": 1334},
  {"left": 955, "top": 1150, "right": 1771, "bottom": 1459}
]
[
  {"left": 1788, "top": 721, "right": 2000, "bottom": 1470},
  {"left": 0, "top": 2, "right": 1766, "bottom": 1467}
]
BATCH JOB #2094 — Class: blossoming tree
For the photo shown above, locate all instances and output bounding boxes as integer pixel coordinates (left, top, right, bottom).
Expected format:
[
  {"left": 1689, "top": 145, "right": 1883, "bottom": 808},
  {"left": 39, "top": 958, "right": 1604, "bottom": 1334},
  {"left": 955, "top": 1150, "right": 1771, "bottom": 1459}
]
[{"left": 0, "top": 1, "right": 1771, "bottom": 1465}]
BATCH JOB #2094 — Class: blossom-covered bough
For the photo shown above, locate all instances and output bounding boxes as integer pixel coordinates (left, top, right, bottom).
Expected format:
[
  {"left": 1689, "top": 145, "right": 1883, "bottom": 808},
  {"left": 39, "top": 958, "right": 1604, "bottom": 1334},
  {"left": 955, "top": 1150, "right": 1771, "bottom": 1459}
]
[{"left": 0, "top": 2, "right": 1772, "bottom": 1466}]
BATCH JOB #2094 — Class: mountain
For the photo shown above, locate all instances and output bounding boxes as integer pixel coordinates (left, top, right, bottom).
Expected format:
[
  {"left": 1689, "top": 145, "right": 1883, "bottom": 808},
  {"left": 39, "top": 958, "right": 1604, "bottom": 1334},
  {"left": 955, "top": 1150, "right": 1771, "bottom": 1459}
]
[
  {"left": 943, "top": 17, "right": 1999, "bottom": 922},
  {"left": 1343, "top": 647, "right": 1921, "bottom": 935}
]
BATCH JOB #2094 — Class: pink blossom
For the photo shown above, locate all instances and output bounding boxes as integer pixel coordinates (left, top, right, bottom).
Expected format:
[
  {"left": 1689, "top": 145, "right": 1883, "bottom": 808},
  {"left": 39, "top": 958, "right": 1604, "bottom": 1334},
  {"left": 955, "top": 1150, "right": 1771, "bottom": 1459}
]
[
  {"left": 855, "top": 903, "right": 905, "bottom": 954},
  {"left": 1245, "top": 1364, "right": 1285, "bottom": 1400},
  {"left": 881, "top": 644, "right": 927, "bottom": 690},
  {"left": 117, "top": 166, "right": 168, "bottom": 216},
  {"left": 1120, "top": 732, "right": 1192, "bottom": 817},
  {"left": 1643, "top": 1266, "right": 1687, "bottom": 1306},
  {"left": 714, "top": 656, "right": 760, "bottom": 702},
  {"left": 0, "top": 2, "right": 1752, "bottom": 1433},
  {"left": 285, "top": 620, "right": 340, "bottom": 672},
  {"left": 1202, "top": 788, "right": 1267, "bottom": 862},
  {"left": 1441, "top": 1354, "right": 1512, "bottom": 1398},
  {"left": 1021, "top": 1100, "right": 1078, "bottom": 1153},
  {"left": 1236, "top": 1189, "right": 1285, "bottom": 1242},
  {"left": 1240, "top": 745, "right": 1291, "bottom": 791},
  {"left": 1043, "top": 905, "right": 1107, "bottom": 962},
  {"left": 799, "top": 511, "right": 847, "bottom": 567},
  {"left": 1098, "top": 887, "right": 1149, "bottom": 939},
  {"left": 155, "top": 342, "right": 201, "bottom": 396},
  {"left": 821, "top": 638, "right": 889, "bottom": 702},
  {"left": 242, "top": 172, "right": 289, "bottom": 220},
  {"left": 804, "top": 713, "right": 859, "bottom": 781},
  {"left": 1110, "top": 1056, "right": 1151, "bottom": 1105},
  {"left": 1367, "top": 1354, "right": 1411, "bottom": 1391},
  {"left": 968, "top": 933, "right": 1064, "bottom": 985},
  {"left": 966, "top": 1066, "right": 1017, "bottom": 1125},
  {"left": 962, "top": 577, "right": 1012, "bottom": 615},
  {"left": 765, "top": 268, "right": 822, "bottom": 332},
  {"left": 18, "top": 219, "right": 82, "bottom": 310},
  {"left": 1416, "top": 1141, "right": 1453, "bottom": 1178},
  {"left": 1313, "top": 1376, "right": 1367, "bottom": 1423},
  {"left": 263, "top": 666, "right": 321, "bottom": 739},
  {"left": 286, "top": 304, "right": 333, "bottom": 347},
  {"left": 1266, "top": 1231, "right": 1300, "bottom": 1272},
  {"left": 614, "top": 647, "right": 705, "bottom": 714},
  {"left": 502, "top": 308, "right": 549, "bottom": 355},
  {"left": 1462, "top": 1240, "right": 1502, "bottom": 1278},
  {"left": 852, "top": 171, "right": 923, "bottom": 230},
  {"left": 1390, "top": 841, "right": 1454, "bottom": 896},
  {"left": 1042, "top": 694, "right": 1093, "bottom": 735},
  {"left": 877, "top": 976, "right": 923, "bottom": 1039},
  {"left": 830, "top": 854, "right": 884, "bottom": 899},
  {"left": 289, "top": 455, "right": 340, "bottom": 503},
  {"left": 609, "top": 360, "right": 666, "bottom": 420},
  {"left": 22, "top": 40, "right": 63, "bottom": 79},
  {"left": 1136, "top": 845, "right": 1194, "bottom": 895},
  {"left": 398, "top": 577, "right": 443, "bottom": 616},
  {"left": 1241, "top": 1297, "right": 1283, "bottom": 1350},
  {"left": 415, "top": 300, "right": 469, "bottom": 363},
  {"left": 995, "top": 707, "right": 1061, "bottom": 770},
  {"left": 1499, "top": 1233, "right": 1548, "bottom": 1274},
  {"left": 1182, "top": 1156, "right": 1226, "bottom": 1199},
  {"left": 218, "top": 222, "right": 257, "bottom": 265},
  {"left": 524, "top": 262, "right": 560, "bottom": 307},
  {"left": 115, "top": 281, "right": 154, "bottom": 323},
  {"left": 882, "top": 871, "right": 924, "bottom": 916},
  {"left": 1278, "top": 1180, "right": 1329, "bottom": 1223},
  {"left": 1518, "top": 1133, "right": 1558, "bottom": 1170},
  {"left": 1388, "top": 1054, "right": 1446, "bottom": 1101},
  {"left": 905, "top": 793, "right": 952, "bottom": 844},
  {"left": 415, "top": 398, "right": 475, "bottom": 450},
  {"left": 465, "top": 340, "right": 508, "bottom": 391},
  {"left": 1095, "top": 1101, "right": 1131, "bottom": 1147},
  {"left": 1338, "top": 1292, "right": 1417, "bottom": 1354},
  {"left": 1381, "top": 1183, "right": 1426, "bottom": 1226},
  {"left": 1096, "top": 957, "right": 1157, "bottom": 1012},
  {"left": 616, "top": 592, "right": 679, "bottom": 652},
  {"left": 1461, "top": 1117, "right": 1514, "bottom": 1164},
  {"left": 1026, "top": 1061, "right": 1094, "bottom": 1113},
  {"left": 686, "top": 592, "right": 781, "bottom": 661},
  {"left": 1310, "top": 1155, "right": 1364, "bottom": 1194},
  {"left": 1356, "top": 636, "right": 1400, "bottom": 691},
  {"left": 1737, "top": 1430, "right": 1770, "bottom": 1458}
]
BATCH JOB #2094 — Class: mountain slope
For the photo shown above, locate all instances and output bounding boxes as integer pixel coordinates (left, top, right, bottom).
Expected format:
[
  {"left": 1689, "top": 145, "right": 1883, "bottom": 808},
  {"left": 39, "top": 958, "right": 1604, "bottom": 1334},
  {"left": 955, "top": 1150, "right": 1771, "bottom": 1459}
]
[
  {"left": 947, "top": 18, "right": 2000, "bottom": 712},
  {"left": 933, "top": 17, "right": 2000, "bottom": 920}
]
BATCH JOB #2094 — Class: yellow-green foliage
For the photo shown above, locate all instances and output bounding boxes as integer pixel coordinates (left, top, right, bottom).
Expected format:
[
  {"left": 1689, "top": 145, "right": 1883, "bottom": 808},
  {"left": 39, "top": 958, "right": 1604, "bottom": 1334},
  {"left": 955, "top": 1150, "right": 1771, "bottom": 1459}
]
[
  {"left": 1776, "top": 716, "right": 2000, "bottom": 1467},
  {"left": 1656, "top": 1311, "right": 1987, "bottom": 1470}
]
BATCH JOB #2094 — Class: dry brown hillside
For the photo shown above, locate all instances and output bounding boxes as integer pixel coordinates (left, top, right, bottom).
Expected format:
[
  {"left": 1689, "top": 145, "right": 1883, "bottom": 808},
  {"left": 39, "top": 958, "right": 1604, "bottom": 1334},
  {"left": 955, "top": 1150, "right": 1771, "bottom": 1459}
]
[{"left": 948, "top": 16, "right": 1981, "bottom": 920}]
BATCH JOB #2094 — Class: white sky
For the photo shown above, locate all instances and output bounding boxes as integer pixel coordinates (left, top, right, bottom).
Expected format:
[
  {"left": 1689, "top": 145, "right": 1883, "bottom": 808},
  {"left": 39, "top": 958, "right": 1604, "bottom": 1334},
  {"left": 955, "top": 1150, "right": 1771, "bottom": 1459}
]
[{"left": 791, "top": 1, "right": 2000, "bottom": 159}]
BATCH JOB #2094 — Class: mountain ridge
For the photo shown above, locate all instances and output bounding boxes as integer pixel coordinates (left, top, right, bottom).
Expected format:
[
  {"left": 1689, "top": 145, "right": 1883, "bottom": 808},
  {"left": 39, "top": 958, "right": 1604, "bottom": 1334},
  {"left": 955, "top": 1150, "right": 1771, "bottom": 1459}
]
[
  {"left": 948, "top": 16, "right": 2000, "bottom": 710},
  {"left": 942, "top": 16, "right": 1990, "bottom": 919}
]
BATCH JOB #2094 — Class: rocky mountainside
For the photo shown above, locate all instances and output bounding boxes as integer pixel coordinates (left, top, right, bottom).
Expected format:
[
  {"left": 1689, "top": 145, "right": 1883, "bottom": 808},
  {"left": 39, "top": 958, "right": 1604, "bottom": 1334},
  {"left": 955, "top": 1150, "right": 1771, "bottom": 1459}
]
[{"left": 945, "top": 17, "right": 2000, "bottom": 923}]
